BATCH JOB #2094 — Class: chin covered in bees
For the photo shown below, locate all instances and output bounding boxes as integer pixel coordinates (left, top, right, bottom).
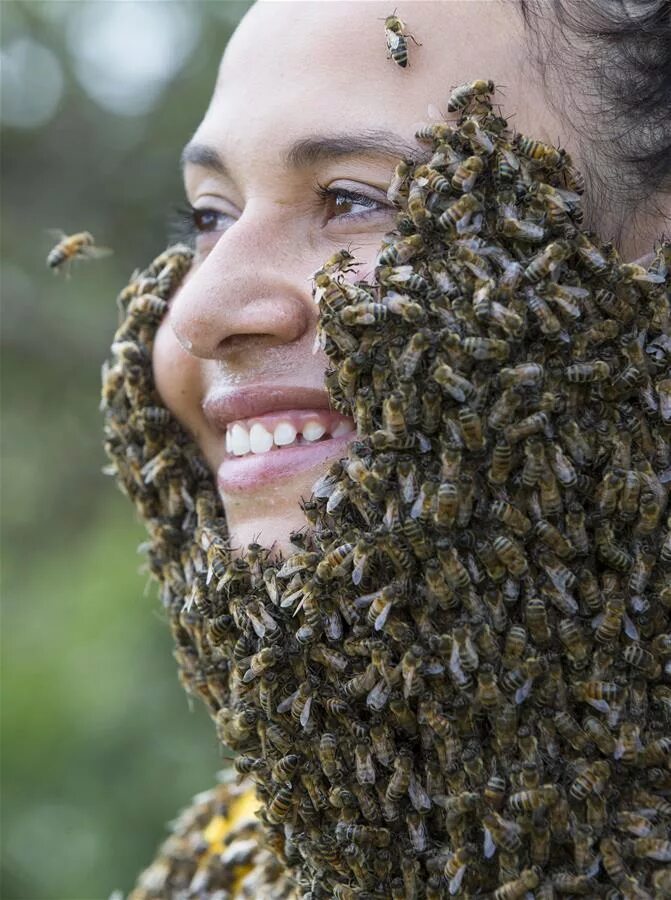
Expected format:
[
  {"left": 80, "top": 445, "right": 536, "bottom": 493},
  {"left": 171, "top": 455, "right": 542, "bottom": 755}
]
[{"left": 100, "top": 2, "right": 670, "bottom": 898}]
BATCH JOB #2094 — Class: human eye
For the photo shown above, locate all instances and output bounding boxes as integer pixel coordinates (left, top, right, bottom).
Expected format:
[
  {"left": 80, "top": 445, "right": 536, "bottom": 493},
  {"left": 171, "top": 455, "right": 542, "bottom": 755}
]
[
  {"left": 314, "top": 182, "right": 393, "bottom": 228},
  {"left": 169, "top": 202, "right": 234, "bottom": 250}
]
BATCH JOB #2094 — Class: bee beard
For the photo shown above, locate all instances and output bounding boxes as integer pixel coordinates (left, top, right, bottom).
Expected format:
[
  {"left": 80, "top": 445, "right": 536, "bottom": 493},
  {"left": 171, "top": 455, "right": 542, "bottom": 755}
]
[{"left": 104, "top": 148, "right": 669, "bottom": 895}]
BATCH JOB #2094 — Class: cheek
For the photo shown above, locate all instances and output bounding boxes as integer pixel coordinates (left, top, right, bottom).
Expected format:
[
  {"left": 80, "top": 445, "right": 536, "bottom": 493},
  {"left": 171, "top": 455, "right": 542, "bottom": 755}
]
[{"left": 152, "top": 315, "right": 201, "bottom": 430}]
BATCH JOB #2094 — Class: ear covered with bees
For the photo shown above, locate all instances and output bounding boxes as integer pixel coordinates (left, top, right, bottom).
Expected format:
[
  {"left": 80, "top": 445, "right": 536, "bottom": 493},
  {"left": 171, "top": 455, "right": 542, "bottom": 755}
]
[{"left": 103, "top": 83, "right": 671, "bottom": 900}]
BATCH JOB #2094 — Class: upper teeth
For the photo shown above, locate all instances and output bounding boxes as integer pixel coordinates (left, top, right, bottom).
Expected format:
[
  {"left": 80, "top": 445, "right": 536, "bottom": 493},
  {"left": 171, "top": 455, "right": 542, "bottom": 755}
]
[{"left": 226, "top": 418, "right": 354, "bottom": 456}]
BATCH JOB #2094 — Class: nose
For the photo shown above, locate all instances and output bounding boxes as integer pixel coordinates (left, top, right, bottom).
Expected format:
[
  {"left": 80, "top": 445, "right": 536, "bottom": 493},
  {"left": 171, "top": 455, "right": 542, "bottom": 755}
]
[{"left": 168, "top": 206, "right": 312, "bottom": 360}]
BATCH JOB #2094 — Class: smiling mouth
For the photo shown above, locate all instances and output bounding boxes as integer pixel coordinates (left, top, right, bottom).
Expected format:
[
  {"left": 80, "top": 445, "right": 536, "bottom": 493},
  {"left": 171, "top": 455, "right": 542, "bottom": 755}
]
[
  {"left": 217, "top": 416, "right": 356, "bottom": 493},
  {"left": 224, "top": 409, "right": 355, "bottom": 458}
]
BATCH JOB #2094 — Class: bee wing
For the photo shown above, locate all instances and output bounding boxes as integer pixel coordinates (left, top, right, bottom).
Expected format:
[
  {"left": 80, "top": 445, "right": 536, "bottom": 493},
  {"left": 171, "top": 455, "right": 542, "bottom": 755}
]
[
  {"left": 46, "top": 228, "right": 68, "bottom": 242},
  {"left": 386, "top": 30, "right": 401, "bottom": 49},
  {"left": 81, "top": 245, "right": 113, "bottom": 260}
]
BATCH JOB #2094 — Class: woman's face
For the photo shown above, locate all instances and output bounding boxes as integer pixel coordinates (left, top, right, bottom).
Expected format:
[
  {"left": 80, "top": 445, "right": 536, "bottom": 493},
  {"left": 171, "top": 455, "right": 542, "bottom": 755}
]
[{"left": 153, "top": 0, "right": 573, "bottom": 555}]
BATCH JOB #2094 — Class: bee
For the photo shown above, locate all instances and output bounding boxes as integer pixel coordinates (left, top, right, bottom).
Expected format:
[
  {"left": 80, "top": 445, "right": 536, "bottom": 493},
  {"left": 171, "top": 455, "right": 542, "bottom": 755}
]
[
  {"left": 623, "top": 643, "right": 660, "bottom": 679},
  {"left": 351, "top": 783, "right": 381, "bottom": 823},
  {"left": 271, "top": 753, "right": 300, "bottom": 784},
  {"left": 266, "top": 786, "right": 295, "bottom": 824},
  {"left": 524, "top": 597, "right": 552, "bottom": 648},
  {"left": 569, "top": 760, "right": 611, "bottom": 801},
  {"left": 554, "top": 710, "right": 588, "bottom": 751},
  {"left": 242, "top": 646, "right": 280, "bottom": 683},
  {"left": 575, "top": 232, "right": 610, "bottom": 275},
  {"left": 557, "top": 618, "right": 591, "bottom": 668},
  {"left": 370, "top": 722, "right": 395, "bottom": 768},
  {"left": 631, "top": 837, "right": 671, "bottom": 862},
  {"left": 234, "top": 754, "right": 267, "bottom": 776},
  {"left": 383, "top": 9, "right": 421, "bottom": 68},
  {"left": 387, "top": 159, "right": 414, "bottom": 205},
  {"left": 462, "top": 336, "right": 510, "bottom": 362},
  {"left": 492, "top": 535, "right": 528, "bottom": 576},
  {"left": 515, "top": 133, "right": 569, "bottom": 168},
  {"left": 432, "top": 363, "right": 476, "bottom": 403},
  {"left": 573, "top": 679, "right": 622, "bottom": 714},
  {"left": 354, "top": 741, "right": 376, "bottom": 786},
  {"left": 595, "top": 523, "right": 632, "bottom": 571},
  {"left": 442, "top": 846, "right": 471, "bottom": 895},
  {"left": 525, "top": 288, "right": 562, "bottom": 336},
  {"left": 437, "top": 192, "right": 483, "bottom": 233},
  {"left": 376, "top": 234, "right": 424, "bottom": 267},
  {"left": 46, "top": 230, "right": 112, "bottom": 272},
  {"left": 582, "top": 716, "right": 616, "bottom": 755},
  {"left": 494, "top": 867, "right": 541, "bottom": 900},
  {"left": 504, "top": 411, "right": 549, "bottom": 445},
  {"left": 461, "top": 118, "right": 495, "bottom": 155},
  {"left": 639, "top": 735, "right": 671, "bottom": 766},
  {"left": 335, "top": 822, "right": 391, "bottom": 848},
  {"left": 523, "top": 240, "right": 571, "bottom": 283},
  {"left": 483, "top": 811, "right": 523, "bottom": 852},
  {"left": 447, "top": 78, "right": 495, "bottom": 111},
  {"left": 599, "top": 837, "right": 628, "bottom": 887},
  {"left": 385, "top": 750, "right": 412, "bottom": 802},
  {"left": 498, "top": 215, "right": 546, "bottom": 243},
  {"left": 564, "top": 503, "right": 589, "bottom": 557},
  {"left": 452, "top": 155, "right": 485, "bottom": 192}
]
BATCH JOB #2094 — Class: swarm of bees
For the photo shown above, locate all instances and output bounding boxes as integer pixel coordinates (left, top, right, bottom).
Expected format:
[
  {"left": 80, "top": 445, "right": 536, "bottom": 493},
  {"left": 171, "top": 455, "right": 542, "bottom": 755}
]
[
  {"left": 104, "top": 80, "right": 670, "bottom": 899},
  {"left": 46, "top": 230, "right": 111, "bottom": 273}
]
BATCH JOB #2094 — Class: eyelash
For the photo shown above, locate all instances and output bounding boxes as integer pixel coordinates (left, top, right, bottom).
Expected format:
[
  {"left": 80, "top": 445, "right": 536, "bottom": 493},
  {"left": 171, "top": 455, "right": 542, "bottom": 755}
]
[{"left": 169, "top": 185, "right": 389, "bottom": 246}]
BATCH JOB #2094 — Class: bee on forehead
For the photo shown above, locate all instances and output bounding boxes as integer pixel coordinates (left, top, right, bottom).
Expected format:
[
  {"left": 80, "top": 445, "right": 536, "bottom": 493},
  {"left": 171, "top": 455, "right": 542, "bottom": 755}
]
[{"left": 382, "top": 9, "right": 422, "bottom": 69}]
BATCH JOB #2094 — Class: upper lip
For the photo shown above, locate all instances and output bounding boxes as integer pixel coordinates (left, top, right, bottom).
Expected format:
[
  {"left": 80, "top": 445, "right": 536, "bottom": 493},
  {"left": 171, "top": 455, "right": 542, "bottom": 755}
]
[{"left": 202, "top": 385, "right": 337, "bottom": 432}]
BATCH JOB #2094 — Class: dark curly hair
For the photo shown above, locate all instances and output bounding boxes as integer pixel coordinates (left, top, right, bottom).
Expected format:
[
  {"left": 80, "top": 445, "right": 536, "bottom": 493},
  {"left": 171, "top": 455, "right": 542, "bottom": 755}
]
[{"left": 517, "top": 0, "right": 671, "bottom": 248}]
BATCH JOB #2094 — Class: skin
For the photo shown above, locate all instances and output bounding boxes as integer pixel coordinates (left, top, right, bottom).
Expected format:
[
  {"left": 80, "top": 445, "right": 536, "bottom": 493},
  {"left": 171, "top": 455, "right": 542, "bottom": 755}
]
[{"left": 153, "top": 0, "right": 668, "bottom": 556}]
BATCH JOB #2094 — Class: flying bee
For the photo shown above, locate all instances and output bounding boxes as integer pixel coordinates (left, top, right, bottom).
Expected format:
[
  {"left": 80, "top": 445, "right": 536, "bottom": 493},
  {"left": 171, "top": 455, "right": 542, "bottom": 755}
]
[
  {"left": 46, "top": 230, "right": 112, "bottom": 273},
  {"left": 383, "top": 8, "right": 421, "bottom": 68}
]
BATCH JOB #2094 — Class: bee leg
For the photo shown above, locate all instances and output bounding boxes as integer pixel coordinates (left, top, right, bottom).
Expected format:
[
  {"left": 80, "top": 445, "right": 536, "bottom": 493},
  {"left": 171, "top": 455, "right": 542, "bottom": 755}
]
[{"left": 409, "top": 34, "right": 422, "bottom": 46}]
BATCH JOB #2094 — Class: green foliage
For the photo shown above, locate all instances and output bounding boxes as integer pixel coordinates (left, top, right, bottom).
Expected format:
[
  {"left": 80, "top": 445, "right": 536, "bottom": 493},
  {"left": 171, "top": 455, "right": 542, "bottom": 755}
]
[{"left": 1, "top": 3, "right": 251, "bottom": 896}]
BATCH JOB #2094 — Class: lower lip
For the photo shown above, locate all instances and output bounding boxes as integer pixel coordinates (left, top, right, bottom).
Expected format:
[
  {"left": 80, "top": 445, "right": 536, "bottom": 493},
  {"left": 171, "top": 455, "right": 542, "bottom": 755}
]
[{"left": 217, "top": 433, "right": 355, "bottom": 493}]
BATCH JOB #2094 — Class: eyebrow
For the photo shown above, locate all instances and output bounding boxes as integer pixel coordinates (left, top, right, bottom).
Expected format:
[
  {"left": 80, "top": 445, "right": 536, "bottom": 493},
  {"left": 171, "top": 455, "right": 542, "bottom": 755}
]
[{"left": 180, "top": 130, "right": 424, "bottom": 177}]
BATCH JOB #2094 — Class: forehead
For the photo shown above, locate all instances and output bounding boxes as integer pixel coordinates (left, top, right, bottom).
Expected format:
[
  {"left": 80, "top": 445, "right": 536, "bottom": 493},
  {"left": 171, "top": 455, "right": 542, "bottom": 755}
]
[{"left": 194, "top": 1, "right": 520, "bottom": 161}]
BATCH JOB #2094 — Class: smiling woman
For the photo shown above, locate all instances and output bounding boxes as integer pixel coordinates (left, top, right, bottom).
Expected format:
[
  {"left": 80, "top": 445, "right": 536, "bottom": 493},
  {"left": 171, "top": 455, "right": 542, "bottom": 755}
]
[{"left": 102, "top": 1, "right": 671, "bottom": 898}]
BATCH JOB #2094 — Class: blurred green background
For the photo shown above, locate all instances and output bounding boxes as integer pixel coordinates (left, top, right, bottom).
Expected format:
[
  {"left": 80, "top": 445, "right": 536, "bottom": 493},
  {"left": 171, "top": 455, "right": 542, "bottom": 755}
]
[{"left": 1, "top": 3, "right": 252, "bottom": 897}]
